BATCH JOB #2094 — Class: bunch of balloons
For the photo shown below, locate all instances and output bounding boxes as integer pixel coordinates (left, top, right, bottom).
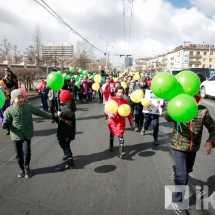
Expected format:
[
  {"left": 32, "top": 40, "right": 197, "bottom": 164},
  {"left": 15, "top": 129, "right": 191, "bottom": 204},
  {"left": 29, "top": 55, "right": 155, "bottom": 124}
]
[
  {"left": 151, "top": 71, "right": 200, "bottom": 122},
  {"left": 104, "top": 100, "right": 131, "bottom": 117},
  {"left": 92, "top": 74, "right": 102, "bottom": 91}
]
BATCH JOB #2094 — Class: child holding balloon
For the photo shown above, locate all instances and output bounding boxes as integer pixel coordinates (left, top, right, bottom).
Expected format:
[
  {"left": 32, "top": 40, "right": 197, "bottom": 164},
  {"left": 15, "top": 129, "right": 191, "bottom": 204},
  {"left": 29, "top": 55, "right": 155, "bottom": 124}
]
[{"left": 106, "top": 86, "right": 134, "bottom": 159}]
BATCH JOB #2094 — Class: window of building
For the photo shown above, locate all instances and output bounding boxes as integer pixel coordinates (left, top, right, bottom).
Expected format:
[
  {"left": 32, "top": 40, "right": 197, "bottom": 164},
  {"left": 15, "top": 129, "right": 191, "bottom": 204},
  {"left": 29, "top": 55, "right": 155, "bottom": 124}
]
[
  {"left": 210, "top": 52, "right": 213, "bottom": 55},
  {"left": 202, "top": 64, "right": 205, "bottom": 68},
  {"left": 190, "top": 51, "right": 193, "bottom": 55},
  {"left": 195, "top": 64, "right": 199, "bottom": 67},
  {"left": 203, "top": 58, "right": 206, "bottom": 61},
  {"left": 209, "top": 58, "right": 212, "bottom": 62},
  {"left": 197, "top": 51, "right": 200, "bottom": 55},
  {"left": 204, "top": 52, "right": 207, "bottom": 55}
]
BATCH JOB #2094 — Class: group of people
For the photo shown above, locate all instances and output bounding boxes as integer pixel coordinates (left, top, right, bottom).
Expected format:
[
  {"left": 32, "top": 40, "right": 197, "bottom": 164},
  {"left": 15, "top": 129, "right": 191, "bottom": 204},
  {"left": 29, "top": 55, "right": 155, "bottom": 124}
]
[{"left": 1, "top": 68, "right": 215, "bottom": 214}]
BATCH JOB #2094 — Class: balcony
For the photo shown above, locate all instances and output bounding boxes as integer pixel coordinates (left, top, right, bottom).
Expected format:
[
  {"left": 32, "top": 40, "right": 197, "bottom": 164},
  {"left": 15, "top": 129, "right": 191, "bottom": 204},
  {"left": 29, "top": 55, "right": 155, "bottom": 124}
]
[{"left": 196, "top": 55, "right": 202, "bottom": 58}]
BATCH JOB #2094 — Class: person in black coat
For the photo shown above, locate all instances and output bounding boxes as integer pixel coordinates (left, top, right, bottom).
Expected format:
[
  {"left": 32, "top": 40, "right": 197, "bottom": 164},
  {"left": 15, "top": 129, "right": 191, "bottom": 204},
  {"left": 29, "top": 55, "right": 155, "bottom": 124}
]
[{"left": 57, "top": 90, "right": 76, "bottom": 170}]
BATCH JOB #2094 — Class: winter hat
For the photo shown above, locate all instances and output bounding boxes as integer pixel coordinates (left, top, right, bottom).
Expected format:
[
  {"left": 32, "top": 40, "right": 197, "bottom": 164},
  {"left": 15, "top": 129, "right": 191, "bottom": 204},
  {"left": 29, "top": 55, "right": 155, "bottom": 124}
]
[
  {"left": 42, "top": 80, "right": 47, "bottom": 85},
  {"left": 140, "top": 76, "right": 147, "bottom": 83},
  {"left": 59, "top": 90, "right": 71, "bottom": 103},
  {"left": 11, "top": 89, "right": 23, "bottom": 102}
]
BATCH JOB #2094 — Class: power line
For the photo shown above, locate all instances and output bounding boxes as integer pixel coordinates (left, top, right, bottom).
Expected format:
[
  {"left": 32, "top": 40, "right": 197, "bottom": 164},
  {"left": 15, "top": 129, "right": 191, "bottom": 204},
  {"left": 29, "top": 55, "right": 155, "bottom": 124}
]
[
  {"left": 33, "top": 0, "right": 105, "bottom": 54},
  {"left": 128, "top": 0, "right": 133, "bottom": 55},
  {"left": 122, "top": 0, "right": 126, "bottom": 55}
]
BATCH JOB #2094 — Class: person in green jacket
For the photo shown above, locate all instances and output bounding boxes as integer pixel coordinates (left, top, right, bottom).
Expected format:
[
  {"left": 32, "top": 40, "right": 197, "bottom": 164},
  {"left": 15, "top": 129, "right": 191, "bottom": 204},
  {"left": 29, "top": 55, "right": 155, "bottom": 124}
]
[
  {"left": 2, "top": 89, "right": 55, "bottom": 179},
  {"left": 164, "top": 94, "right": 215, "bottom": 213}
]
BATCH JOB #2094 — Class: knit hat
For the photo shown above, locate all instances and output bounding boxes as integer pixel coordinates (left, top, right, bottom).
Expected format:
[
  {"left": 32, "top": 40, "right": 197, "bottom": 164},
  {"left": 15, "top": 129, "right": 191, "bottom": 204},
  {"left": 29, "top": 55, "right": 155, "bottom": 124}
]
[
  {"left": 140, "top": 76, "right": 147, "bottom": 83},
  {"left": 11, "top": 89, "right": 23, "bottom": 102},
  {"left": 59, "top": 90, "right": 71, "bottom": 103}
]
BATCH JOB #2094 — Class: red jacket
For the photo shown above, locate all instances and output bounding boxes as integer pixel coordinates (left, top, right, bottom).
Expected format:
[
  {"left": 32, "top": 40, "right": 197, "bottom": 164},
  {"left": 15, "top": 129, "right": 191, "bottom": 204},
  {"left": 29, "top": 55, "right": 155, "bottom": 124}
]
[{"left": 108, "top": 96, "right": 132, "bottom": 136}]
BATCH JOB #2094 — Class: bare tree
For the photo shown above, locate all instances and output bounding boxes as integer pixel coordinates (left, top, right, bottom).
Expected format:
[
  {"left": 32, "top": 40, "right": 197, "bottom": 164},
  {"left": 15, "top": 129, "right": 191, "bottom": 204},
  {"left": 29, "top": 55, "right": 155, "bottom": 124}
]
[
  {"left": 24, "top": 45, "right": 35, "bottom": 64},
  {"left": 13, "top": 45, "right": 22, "bottom": 64},
  {"left": 75, "top": 39, "right": 95, "bottom": 70},
  {"left": 33, "top": 25, "right": 42, "bottom": 67},
  {"left": 0, "top": 39, "right": 12, "bottom": 61}
]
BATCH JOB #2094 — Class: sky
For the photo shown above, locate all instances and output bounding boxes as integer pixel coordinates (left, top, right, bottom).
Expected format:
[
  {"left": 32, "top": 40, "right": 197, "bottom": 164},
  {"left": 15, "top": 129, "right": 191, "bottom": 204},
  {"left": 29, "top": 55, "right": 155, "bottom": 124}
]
[{"left": 0, "top": 0, "right": 215, "bottom": 67}]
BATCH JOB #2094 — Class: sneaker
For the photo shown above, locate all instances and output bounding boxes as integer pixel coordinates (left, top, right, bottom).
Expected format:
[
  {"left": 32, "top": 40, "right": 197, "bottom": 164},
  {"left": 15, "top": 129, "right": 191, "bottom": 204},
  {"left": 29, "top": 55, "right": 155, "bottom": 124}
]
[
  {"left": 18, "top": 170, "right": 25, "bottom": 178},
  {"left": 119, "top": 145, "right": 126, "bottom": 159},
  {"left": 25, "top": 169, "right": 31, "bottom": 178},
  {"left": 154, "top": 139, "right": 159, "bottom": 145},
  {"left": 172, "top": 165, "right": 175, "bottom": 183},
  {"left": 63, "top": 158, "right": 74, "bottom": 170},
  {"left": 141, "top": 129, "right": 145, "bottom": 136},
  {"left": 172, "top": 203, "right": 188, "bottom": 215},
  {"left": 135, "top": 127, "right": 139, "bottom": 132}
]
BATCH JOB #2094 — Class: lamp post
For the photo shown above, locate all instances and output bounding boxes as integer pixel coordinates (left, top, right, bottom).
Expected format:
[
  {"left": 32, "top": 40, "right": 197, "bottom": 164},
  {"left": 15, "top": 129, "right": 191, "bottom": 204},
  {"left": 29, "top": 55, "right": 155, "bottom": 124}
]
[
  {"left": 99, "top": 36, "right": 116, "bottom": 71},
  {"left": 203, "top": 42, "right": 211, "bottom": 68}
]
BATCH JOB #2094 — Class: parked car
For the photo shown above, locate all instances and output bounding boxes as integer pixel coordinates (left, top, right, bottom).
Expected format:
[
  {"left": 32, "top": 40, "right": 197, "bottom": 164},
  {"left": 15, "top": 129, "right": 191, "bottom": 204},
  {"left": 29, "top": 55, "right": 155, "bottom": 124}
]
[{"left": 200, "top": 74, "right": 215, "bottom": 98}]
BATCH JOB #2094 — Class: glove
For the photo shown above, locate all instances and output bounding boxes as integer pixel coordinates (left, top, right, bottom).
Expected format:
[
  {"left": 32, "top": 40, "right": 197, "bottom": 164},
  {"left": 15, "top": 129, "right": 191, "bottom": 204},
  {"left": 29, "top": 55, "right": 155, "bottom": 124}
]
[
  {"left": 128, "top": 118, "right": 134, "bottom": 127},
  {"left": 52, "top": 116, "right": 59, "bottom": 124}
]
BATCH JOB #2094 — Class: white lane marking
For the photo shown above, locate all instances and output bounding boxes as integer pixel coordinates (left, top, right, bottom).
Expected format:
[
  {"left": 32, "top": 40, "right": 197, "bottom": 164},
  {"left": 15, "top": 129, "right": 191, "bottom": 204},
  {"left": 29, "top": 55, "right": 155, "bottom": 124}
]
[
  {"left": 202, "top": 100, "right": 215, "bottom": 107},
  {"left": 0, "top": 137, "right": 43, "bottom": 169}
]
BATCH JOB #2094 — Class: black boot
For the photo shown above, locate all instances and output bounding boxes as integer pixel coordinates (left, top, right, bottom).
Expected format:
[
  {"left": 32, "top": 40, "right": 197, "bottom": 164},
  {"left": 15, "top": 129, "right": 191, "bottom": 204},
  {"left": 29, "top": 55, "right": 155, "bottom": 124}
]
[
  {"left": 64, "top": 157, "right": 74, "bottom": 170},
  {"left": 119, "top": 145, "right": 126, "bottom": 159}
]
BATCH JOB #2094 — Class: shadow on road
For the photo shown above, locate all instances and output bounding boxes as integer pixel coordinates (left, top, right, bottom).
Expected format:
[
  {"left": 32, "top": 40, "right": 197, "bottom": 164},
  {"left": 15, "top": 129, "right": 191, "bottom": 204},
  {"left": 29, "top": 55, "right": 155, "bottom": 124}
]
[{"left": 77, "top": 115, "right": 104, "bottom": 121}]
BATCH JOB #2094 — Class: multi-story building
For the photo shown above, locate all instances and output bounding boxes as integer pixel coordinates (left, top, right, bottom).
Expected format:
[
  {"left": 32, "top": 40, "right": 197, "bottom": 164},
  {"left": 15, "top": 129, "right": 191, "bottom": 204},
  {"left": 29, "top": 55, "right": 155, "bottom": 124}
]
[
  {"left": 42, "top": 43, "right": 74, "bottom": 59},
  {"left": 124, "top": 57, "right": 133, "bottom": 68},
  {"left": 131, "top": 42, "right": 215, "bottom": 73}
]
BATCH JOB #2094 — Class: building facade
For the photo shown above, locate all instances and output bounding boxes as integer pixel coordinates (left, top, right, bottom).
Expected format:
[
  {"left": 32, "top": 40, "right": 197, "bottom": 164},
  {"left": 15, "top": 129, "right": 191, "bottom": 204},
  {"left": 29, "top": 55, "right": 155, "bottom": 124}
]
[
  {"left": 42, "top": 43, "right": 74, "bottom": 59},
  {"left": 130, "top": 42, "right": 215, "bottom": 73},
  {"left": 124, "top": 57, "right": 133, "bottom": 69}
]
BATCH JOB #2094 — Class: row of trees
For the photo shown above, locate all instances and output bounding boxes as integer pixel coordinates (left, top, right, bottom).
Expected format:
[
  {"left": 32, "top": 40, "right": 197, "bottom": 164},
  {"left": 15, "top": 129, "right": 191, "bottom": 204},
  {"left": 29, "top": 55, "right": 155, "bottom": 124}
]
[{"left": 0, "top": 26, "right": 109, "bottom": 71}]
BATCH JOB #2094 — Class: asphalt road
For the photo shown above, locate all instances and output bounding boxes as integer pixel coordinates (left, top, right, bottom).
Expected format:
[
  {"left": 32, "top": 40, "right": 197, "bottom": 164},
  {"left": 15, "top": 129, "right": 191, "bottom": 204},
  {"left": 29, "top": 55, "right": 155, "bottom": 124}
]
[{"left": 0, "top": 96, "right": 215, "bottom": 215}]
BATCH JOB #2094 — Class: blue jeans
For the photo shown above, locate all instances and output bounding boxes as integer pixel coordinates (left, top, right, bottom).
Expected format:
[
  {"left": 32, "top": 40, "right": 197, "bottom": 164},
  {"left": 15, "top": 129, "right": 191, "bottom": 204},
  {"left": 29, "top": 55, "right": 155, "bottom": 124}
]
[
  {"left": 143, "top": 114, "right": 159, "bottom": 139},
  {"left": 41, "top": 96, "right": 48, "bottom": 110},
  {"left": 13, "top": 139, "right": 31, "bottom": 171},
  {"left": 58, "top": 140, "right": 73, "bottom": 158},
  {"left": 173, "top": 150, "right": 196, "bottom": 203}
]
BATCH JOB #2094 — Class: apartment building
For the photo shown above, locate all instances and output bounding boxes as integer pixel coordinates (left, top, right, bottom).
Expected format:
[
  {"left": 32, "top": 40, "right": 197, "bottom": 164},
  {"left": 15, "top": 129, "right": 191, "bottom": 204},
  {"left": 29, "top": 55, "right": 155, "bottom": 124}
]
[
  {"left": 42, "top": 43, "right": 74, "bottom": 59},
  {"left": 131, "top": 42, "right": 215, "bottom": 73}
]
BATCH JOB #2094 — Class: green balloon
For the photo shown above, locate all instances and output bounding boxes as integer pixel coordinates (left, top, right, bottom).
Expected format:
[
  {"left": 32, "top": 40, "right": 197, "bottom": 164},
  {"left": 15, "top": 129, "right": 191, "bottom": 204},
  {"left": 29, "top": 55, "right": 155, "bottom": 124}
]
[
  {"left": 176, "top": 70, "right": 201, "bottom": 96},
  {"left": 67, "top": 75, "right": 71, "bottom": 80},
  {"left": 62, "top": 73, "right": 68, "bottom": 80},
  {"left": 74, "top": 75, "right": 79, "bottom": 81},
  {"left": 0, "top": 90, "right": 6, "bottom": 109},
  {"left": 151, "top": 72, "right": 177, "bottom": 99},
  {"left": 83, "top": 70, "right": 88, "bottom": 76},
  {"left": 57, "top": 71, "right": 62, "bottom": 74},
  {"left": 75, "top": 81, "right": 81, "bottom": 87},
  {"left": 170, "top": 81, "right": 185, "bottom": 98},
  {"left": 90, "top": 75, "right": 94, "bottom": 80},
  {"left": 69, "top": 67, "right": 75, "bottom": 73},
  {"left": 167, "top": 94, "right": 198, "bottom": 122},
  {"left": 79, "top": 69, "right": 83, "bottom": 74},
  {"left": 47, "top": 72, "right": 64, "bottom": 91}
]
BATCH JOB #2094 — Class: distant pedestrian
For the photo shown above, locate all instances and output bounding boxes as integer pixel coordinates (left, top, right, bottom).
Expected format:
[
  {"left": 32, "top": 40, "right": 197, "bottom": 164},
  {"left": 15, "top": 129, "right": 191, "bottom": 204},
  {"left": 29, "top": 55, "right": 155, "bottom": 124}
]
[
  {"left": 39, "top": 80, "right": 49, "bottom": 111},
  {"left": 2, "top": 89, "right": 54, "bottom": 178}
]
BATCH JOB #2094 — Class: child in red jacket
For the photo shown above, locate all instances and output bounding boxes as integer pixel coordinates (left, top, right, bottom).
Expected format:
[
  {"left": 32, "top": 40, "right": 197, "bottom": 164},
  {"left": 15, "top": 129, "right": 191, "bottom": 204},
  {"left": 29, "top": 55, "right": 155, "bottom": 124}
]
[{"left": 108, "top": 86, "right": 134, "bottom": 159}]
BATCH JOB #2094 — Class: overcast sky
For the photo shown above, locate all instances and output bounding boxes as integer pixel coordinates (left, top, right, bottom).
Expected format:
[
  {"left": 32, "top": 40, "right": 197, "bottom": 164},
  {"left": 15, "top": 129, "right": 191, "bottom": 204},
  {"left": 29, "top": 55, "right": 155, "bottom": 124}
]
[{"left": 1, "top": 0, "right": 215, "bottom": 67}]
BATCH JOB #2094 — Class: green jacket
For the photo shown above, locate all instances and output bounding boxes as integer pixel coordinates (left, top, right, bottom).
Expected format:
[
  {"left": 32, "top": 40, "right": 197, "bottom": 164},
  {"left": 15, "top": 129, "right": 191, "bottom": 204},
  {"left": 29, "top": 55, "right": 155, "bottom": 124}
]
[
  {"left": 4, "top": 104, "right": 53, "bottom": 141},
  {"left": 163, "top": 105, "right": 215, "bottom": 152}
]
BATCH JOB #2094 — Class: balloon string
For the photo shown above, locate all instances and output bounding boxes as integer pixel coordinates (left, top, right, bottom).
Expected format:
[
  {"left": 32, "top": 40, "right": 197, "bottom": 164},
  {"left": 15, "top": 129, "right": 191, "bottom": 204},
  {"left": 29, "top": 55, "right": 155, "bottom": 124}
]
[
  {"left": 57, "top": 91, "right": 60, "bottom": 111},
  {"left": 179, "top": 123, "right": 182, "bottom": 132},
  {"left": 0, "top": 109, "right": 4, "bottom": 120},
  {"left": 177, "top": 122, "right": 180, "bottom": 135}
]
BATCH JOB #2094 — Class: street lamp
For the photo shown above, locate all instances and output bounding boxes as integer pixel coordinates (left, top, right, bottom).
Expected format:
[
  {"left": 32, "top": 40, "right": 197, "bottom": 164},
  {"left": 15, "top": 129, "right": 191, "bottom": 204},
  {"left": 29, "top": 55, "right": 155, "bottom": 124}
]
[
  {"left": 99, "top": 36, "right": 116, "bottom": 71},
  {"left": 203, "top": 42, "right": 211, "bottom": 68}
]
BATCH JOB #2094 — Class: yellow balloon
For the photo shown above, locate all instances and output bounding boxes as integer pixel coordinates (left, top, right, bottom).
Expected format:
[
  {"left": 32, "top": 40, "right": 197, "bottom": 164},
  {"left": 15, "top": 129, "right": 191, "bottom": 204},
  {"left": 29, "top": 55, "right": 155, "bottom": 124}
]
[
  {"left": 105, "top": 100, "right": 118, "bottom": 114},
  {"left": 136, "top": 89, "right": 144, "bottom": 98},
  {"left": 92, "top": 83, "right": 100, "bottom": 91},
  {"left": 124, "top": 70, "right": 128, "bottom": 73},
  {"left": 121, "top": 81, "right": 127, "bottom": 89},
  {"left": 134, "top": 74, "right": 140, "bottom": 80},
  {"left": 114, "top": 78, "right": 118, "bottom": 82},
  {"left": 118, "top": 104, "right": 131, "bottom": 117},
  {"left": 119, "top": 74, "right": 123, "bottom": 78},
  {"left": 124, "top": 78, "right": 126, "bottom": 81},
  {"left": 141, "top": 98, "right": 151, "bottom": 107},
  {"left": 129, "top": 72, "right": 133, "bottom": 76},
  {"left": 94, "top": 75, "right": 102, "bottom": 83},
  {"left": 130, "top": 90, "right": 143, "bottom": 103}
]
